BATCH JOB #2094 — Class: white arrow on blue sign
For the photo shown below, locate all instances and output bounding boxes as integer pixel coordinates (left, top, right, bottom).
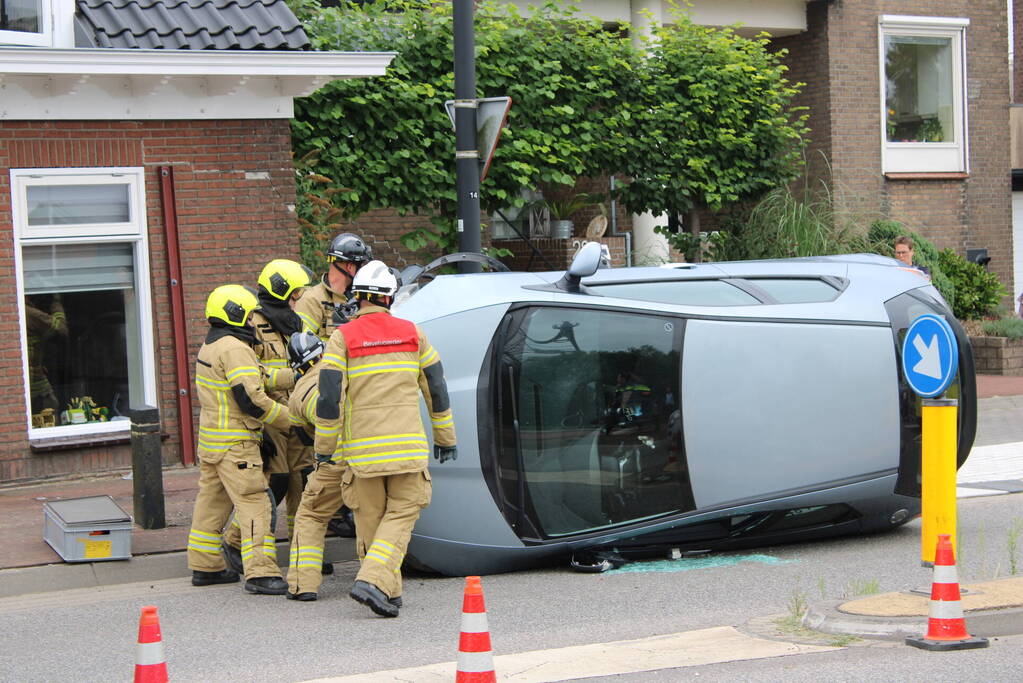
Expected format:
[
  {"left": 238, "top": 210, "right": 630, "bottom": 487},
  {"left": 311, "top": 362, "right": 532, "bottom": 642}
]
[{"left": 901, "top": 314, "right": 959, "bottom": 398}]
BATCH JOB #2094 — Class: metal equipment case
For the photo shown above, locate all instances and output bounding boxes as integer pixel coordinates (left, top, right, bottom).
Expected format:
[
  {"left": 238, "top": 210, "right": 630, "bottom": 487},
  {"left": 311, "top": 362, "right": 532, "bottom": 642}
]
[{"left": 43, "top": 495, "right": 132, "bottom": 562}]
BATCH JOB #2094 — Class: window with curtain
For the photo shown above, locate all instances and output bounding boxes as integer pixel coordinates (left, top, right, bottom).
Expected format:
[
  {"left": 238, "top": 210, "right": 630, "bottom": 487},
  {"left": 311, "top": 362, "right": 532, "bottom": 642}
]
[
  {"left": 879, "top": 16, "right": 968, "bottom": 174},
  {"left": 12, "top": 169, "right": 156, "bottom": 437}
]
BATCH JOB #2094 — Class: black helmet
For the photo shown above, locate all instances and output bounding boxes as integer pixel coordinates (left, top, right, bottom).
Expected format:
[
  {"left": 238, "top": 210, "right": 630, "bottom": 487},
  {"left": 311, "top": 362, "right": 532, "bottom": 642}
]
[
  {"left": 287, "top": 331, "right": 325, "bottom": 372},
  {"left": 326, "top": 233, "right": 372, "bottom": 265}
]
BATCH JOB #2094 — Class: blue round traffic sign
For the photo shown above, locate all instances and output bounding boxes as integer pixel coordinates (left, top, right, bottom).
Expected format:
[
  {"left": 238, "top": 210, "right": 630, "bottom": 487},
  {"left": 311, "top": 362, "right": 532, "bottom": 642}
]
[{"left": 901, "top": 314, "right": 959, "bottom": 398}]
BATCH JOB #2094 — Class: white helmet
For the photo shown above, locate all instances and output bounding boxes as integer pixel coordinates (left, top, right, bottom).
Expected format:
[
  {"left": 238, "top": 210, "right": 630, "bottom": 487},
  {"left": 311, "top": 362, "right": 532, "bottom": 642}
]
[{"left": 351, "top": 260, "right": 398, "bottom": 298}]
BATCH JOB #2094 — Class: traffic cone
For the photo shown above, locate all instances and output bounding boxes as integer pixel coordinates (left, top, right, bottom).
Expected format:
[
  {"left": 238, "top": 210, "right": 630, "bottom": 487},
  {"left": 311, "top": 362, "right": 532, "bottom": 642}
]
[
  {"left": 906, "top": 535, "right": 989, "bottom": 651},
  {"left": 456, "top": 576, "right": 496, "bottom": 683},
  {"left": 133, "top": 605, "right": 169, "bottom": 683}
]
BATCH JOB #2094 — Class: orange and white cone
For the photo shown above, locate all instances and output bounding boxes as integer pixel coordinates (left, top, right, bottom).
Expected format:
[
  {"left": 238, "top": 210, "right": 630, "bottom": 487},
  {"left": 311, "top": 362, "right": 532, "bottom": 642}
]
[
  {"left": 134, "top": 605, "right": 169, "bottom": 683},
  {"left": 456, "top": 576, "right": 496, "bottom": 683},
  {"left": 906, "top": 535, "right": 989, "bottom": 651}
]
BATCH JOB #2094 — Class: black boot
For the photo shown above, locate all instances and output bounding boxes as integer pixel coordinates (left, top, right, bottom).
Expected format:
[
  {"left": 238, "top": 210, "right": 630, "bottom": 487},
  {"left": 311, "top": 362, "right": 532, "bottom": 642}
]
[
  {"left": 349, "top": 580, "right": 399, "bottom": 617},
  {"left": 191, "top": 569, "right": 239, "bottom": 586},
  {"left": 287, "top": 591, "right": 318, "bottom": 601},
  {"left": 389, "top": 596, "right": 403, "bottom": 608},
  {"left": 221, "top": 541, "right": 244, "bottom": 575},
  {"left": 327, "top": 506, "right": 356, "bottom": 538},
  {"left": 245, "top": 576, "right": 288, "bottom": 595}
]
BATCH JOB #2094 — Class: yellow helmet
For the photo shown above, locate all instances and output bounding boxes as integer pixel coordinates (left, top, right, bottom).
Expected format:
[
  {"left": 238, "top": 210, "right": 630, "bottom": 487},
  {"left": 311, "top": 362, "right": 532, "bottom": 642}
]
[
  {"left": 205, "top": 284, "right": 260, "bottom": 327},
  {"left": 257, "top": 259, "right": 316, "bottom": 301}
]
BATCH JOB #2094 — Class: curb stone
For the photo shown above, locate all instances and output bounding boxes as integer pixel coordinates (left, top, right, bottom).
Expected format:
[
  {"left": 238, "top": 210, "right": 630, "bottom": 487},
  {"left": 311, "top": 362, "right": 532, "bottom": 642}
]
[
  {"left": 802, "top": 599, "right": 1023, "bottom": 641},
  {"left": 0, "top": 536, "right": 356, "bottom": 599}
]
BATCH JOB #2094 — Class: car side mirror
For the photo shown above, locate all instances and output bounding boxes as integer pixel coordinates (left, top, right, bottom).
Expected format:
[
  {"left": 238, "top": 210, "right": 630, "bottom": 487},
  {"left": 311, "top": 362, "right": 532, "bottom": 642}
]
[{"left": 557, "top": 241, "right": 602, "bottom": 293}]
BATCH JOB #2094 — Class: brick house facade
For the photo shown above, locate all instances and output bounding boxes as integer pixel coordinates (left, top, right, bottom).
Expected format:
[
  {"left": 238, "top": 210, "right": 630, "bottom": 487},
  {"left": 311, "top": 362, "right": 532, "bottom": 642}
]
[
  {"left": 775, "top": 1, "right": 1011, "bottom": 291},
  {"left": 0, "top": 120, "right": 297, "bottom": 481},
  {"left": 0, "top": 1, "right": 392, "bottom": 483}
]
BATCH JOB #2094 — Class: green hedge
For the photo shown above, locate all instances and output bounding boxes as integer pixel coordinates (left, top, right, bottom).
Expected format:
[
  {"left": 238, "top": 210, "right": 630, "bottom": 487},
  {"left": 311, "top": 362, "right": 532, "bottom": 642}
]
[{"left": 937, "top": 248, "right": 1006, "bottom": 320}]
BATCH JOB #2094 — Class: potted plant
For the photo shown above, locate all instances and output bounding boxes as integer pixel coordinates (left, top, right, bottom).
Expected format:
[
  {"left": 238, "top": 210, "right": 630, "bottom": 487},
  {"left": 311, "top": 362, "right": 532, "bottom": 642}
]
[{"left": 541, "top": 192, "right": 603, "bottom": 239}]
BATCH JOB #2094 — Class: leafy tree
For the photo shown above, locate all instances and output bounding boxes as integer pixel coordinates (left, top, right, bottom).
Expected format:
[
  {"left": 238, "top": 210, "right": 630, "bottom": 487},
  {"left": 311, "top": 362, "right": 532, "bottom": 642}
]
[
  {"left": 289, "top": 0, "right": 638, "bottom": 253},
  {"left": 621, "top": 10, "right": 808, "bottom": 256},
  {"left": 288, "top": 0, "right": 807, "bottom": 258}
]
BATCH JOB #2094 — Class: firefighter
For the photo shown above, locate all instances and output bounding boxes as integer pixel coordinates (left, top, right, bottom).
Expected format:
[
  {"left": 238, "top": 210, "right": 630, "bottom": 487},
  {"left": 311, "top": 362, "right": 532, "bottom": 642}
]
[
  {"left": 282, "top": 330, "right": 339, "bottom": 601},
  {"left": 293, "top": 232, "right": 371, "bottom": 539},
  {"left": 187, "top": 284, "right": 292, "bottom": 595},
  {"left": 294, "top": 232, "right": 373, "bottom": 340},
  {"left": 222, "top": 259, "right": 317, "bottom": 572},
  {"left": 314, "top": 261, "right": 457, "bottom": 617}
]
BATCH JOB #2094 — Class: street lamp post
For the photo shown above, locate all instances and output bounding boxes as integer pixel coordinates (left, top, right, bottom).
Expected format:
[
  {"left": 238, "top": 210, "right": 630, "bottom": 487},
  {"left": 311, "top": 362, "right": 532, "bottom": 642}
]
[{"left": 453, "top": 0, "right": 482, "bottom": 271}]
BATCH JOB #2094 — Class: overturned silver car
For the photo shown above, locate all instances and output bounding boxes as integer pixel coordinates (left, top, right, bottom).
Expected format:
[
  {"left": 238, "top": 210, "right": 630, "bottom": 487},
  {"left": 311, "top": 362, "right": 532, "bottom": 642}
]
[{"left": 393, "top": 246, "right": 976, "bottom": 575}]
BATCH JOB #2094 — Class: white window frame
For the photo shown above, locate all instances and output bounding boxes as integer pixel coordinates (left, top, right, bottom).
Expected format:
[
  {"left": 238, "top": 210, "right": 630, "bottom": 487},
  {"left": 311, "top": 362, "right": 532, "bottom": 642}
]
[
  {"left": 878, "top": 15, "right": 970, "bottom": 174},
  {"left": 11, "top": 167, "right": 158, "bottom": 440},
  {"left": 0, "top": 0, "right": 53, "bottom": 47}
]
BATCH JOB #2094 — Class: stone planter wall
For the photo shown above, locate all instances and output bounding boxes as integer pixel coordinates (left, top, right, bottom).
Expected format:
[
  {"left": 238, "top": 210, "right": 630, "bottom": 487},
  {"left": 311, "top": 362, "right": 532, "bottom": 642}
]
[
  {"left": 969, "top": 336, "right": 1023, "bottom": 375},
  {"left": 494, "top": 235, "right": 628, "bottom": 272}
]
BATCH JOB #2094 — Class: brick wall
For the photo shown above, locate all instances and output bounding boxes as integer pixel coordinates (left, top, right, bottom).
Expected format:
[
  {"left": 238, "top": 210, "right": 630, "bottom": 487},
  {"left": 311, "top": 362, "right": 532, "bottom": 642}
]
[
  {"left": 773, "top": 0, "right": 832, "bottom": 185},
  {"left": 778, "top": 1, "right": 1012, "bottom": 293},
  {"left": 970, "top": 335, "right": 1023, "bottom": 374},
  {"left": 0, "top": 119, "right": 298, "bottom": 483}
]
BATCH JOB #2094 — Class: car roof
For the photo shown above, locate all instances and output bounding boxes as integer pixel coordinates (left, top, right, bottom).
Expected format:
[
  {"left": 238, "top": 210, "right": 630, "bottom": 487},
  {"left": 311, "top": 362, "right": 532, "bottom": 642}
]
[{"left": 393, "top": 253, "right": 937, "bottom": 325}]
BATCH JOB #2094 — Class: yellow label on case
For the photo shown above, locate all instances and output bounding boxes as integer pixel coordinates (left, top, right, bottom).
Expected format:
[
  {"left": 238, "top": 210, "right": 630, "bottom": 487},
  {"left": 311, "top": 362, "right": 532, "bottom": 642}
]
[{"left": 79, "top": 539, "right": 112, "bottom": 558}]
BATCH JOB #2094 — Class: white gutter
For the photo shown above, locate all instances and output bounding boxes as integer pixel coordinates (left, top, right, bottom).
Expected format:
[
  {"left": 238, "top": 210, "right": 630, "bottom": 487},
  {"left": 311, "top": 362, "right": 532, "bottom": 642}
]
[
  {"left": 0, "top": 48, "right": 397, "bottom": 120},
  {"left": 0, "top": 47, "right": 396, "bottom": 77}
]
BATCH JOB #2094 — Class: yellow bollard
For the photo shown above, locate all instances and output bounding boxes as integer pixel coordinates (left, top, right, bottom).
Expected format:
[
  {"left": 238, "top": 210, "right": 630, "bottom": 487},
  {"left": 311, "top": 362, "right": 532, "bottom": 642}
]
[{"left": 920, "top": 398, "right": 958, "bottom": 565}]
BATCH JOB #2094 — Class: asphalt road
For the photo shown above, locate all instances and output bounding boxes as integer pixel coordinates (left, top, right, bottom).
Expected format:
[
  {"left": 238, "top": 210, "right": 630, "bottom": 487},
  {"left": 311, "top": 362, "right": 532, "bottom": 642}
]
[{"left": 1, "top": 493, "right": 1020, "bottom": 681}]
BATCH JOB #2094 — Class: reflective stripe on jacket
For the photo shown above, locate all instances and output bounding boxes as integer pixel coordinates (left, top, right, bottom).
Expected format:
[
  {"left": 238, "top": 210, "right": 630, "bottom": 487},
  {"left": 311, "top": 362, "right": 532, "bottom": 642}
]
[
  {"left": 195, "top": 334, "right": 292, "bottom": 457},
  {"left": 313, "top": 305, "right": 456, "bottom": 475}
]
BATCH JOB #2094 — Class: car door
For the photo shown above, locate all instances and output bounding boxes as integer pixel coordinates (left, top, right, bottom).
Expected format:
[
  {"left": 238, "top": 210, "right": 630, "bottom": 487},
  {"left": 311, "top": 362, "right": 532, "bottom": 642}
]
[{"left": 681, "top": 318, "right": 901, "bottom": 509}]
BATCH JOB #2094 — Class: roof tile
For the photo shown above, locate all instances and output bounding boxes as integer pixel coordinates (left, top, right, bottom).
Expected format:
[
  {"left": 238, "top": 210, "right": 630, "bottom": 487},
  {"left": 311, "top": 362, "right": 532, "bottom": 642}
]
[{"left": 75, "top": 0, "right": 310, "bottom": 50}]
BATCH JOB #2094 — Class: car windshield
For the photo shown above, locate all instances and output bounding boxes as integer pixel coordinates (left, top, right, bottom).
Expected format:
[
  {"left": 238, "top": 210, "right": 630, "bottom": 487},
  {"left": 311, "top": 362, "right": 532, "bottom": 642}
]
[{"left": 492, "top": 306, "right": 693, "bottom": 538}]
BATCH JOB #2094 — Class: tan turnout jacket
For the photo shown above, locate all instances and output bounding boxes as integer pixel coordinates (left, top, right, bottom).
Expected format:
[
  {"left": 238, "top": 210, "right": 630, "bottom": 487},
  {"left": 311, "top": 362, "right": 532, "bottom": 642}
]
[
  {"left": 195, "top": 333, "right": 292, "bottom": 459},
  {"left": 294, "top": 279, "right": 348, "bottom": 341},
  {"left": 251, "top": 309, "right": 297, "bottom": 402},
  {"left": 313, "top": 306, "right": 455, "bottom": 475}
]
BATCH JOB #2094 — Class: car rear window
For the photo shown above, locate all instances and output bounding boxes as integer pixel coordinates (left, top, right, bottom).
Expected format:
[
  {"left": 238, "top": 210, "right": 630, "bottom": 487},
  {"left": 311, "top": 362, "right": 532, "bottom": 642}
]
[
  {"left": 745, "top": 278, "right": 840, "bottom": 303},
  {"left": 591, "top": 280, "right": 759, "bottom": 306}
]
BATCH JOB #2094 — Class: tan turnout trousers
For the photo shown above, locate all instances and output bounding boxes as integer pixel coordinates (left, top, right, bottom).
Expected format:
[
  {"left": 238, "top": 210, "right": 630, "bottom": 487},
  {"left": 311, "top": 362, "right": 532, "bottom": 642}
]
[
  {"left": 222, "top": 426, "right": 312, "bottom": 546},
  {"left": 342, "top": 468, "right": 432, "bottom": 600},
  {"left": 187, "top": 440, "right": 279, "bottom": 579},
  {"left": 187, "top": 331, "right": 290, "bottom": 580},
  {"left": 286, "top": 461, "right": 344, "bottom": 596}
]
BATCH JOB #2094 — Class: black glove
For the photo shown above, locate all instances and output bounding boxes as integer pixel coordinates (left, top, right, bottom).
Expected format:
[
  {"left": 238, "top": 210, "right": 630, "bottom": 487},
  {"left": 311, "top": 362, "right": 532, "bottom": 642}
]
[
  {"left": 259, "top": 431, "right": 276, "bottom": 468},
  {"left": 291, "top": 426, "right": 314, "bottom": 447},
  {"left": 433, "top": 445, "right": 457, "bottom": 464},
  {"left": 315, "top": 452, "right": 332, "bottom": 465}
]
